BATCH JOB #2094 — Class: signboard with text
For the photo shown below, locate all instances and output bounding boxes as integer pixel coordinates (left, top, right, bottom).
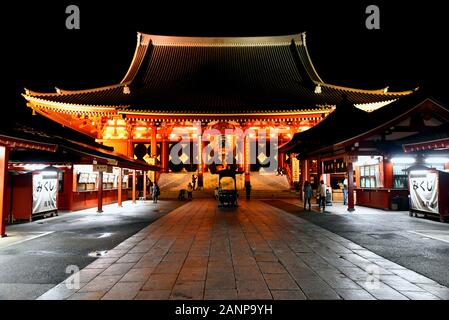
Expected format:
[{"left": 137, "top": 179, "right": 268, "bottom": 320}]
[
  {"left": 409, "top": 170, "right": 439, "bottom": 214},
  {"left": 324, "top": 158, "right": 347, "bottom": 174},
  {"left": 32, "top": 173, "right": 58, "bottom": 214},
  {"left": 292, "top": 157, "right": 300, "bottom": 182},
  {"left": 93, "top": 164, "right": 112, "bottom": 173}
]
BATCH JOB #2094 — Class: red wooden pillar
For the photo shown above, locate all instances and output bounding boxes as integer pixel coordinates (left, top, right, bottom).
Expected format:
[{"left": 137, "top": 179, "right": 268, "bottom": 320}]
[
  {"left": 66, "top": 166, "right": 74, "bottom": 211},
  {"left": 132, "top": 169, "right": 136, "bottom": 204},
  {"left": 383, "top": 158, "right": 393, "bottom": 189},
  {"left": 278, "top": 137, "right": 284, "bottom": 171},
  {"left": 197, "top": 135, "right": 203, "bottom": 189},
  {"left": 97, "top": 171, "right": 103, "bottom": 213},
  {"left": 117, "top": 168, "right": 122, "bottom": 207},
  {"left": 347, "top": 161, "right": 355, "bottom": 212},
  {"left": 143, "top": 170, "right": 147, "bottom": 199},
  {"left": 317, "top": 156, "right": 323, "bottom": 182},
  {"left": 128, "top": 140, "right": 134, "bottom": 158},
  {"left": 244, "top": 135, "right": 250, "bottom": 185},
  {"left": 279, "top": 152, "right": 285, "bottom": 171},
  {"left": 161, "top": 136, "right": 168, "bottom": 173},
  {"left": 202, "top": 140, "right": 208, "bottom": 172},
  {"left": 0, "top": 146, "right": 10, "bottom": 237},
  {"left": 151, "top": 124, "right": 157, "bottom": 158},
  {"left": 304, "top": 159, "right": 310, "bottom": 182},
  {"left": 300, "top": 158, "right": 308, "bottom": 200}
]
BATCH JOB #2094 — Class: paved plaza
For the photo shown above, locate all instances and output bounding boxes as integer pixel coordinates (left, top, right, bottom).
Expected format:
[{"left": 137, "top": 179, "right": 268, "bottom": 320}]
[
  {"left": 38, "top": 199, "right": 449, "bottom": 300},
  {"left": 0, "top": 200, "right": 183, "bottom": 300}
]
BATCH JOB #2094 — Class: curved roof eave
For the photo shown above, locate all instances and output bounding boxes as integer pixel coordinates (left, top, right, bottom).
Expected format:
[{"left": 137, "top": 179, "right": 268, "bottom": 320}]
[
  {"left": 316, "top": 82, "right": 416, "bottom": 96},
  {"left": 22, "top": 94, "right": 123, "bottom": 112},
  {"left": 24, "top": 83, "right": 128, "bottom": 97}
]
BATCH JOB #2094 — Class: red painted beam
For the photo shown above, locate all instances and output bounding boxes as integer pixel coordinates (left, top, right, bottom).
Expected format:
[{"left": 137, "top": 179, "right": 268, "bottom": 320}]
[
  {"left": 0, "top": 146, "right": 10, "bottom": 237},
  {"left": 97, "top": 171, "right": 103, "bottom": 213}
]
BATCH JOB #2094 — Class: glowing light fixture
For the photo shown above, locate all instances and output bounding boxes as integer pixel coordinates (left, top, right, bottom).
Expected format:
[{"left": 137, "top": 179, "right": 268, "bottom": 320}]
[
  {"left": 425, "top": 157, "right": 449, "bottom": 164},
  {"left": 355, "top": 156, "right": 382, "bottom": 166},
  {"left": 410, "top": 170, "right": 430, "bottom": 175},
  {"left": 39, "top": 171, "right": 58, "bottom": 177},
  {"left": 23, "top": 164, "right": 47, "bottom": 171},
  {"left": 391, "top": 157, "right": 416, "bottom": 164}
]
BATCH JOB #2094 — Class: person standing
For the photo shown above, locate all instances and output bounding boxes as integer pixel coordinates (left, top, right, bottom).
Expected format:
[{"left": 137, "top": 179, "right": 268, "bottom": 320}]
[
  {"left": 317, "top": 180, "right": 327, "bottom": 211},
  {"left": 342, "top": 176, "right": 348, "bottom": 205},
  {"left": 192, "top": 174, "right": 197, "bottom": 191},
  {"left": 303, "top": 181, "right": 313, "bottom": 211},
  {"left": 214, "top": 187, "right": 219, "bottom": 200},
  {"left": 187, "top": 182, "right": 193, "bottom": 200},
  {"left": 137, "top": 175, "right": 143, "bottom": 198},
  {"left": 245, "top": 182, "right": 251, "bottom": 200},
  {"left": 152, "top": 182, "right": 159, "bottom": 204},
  {"left": 147, "top": 178, "right": 153, "bottom": 199}
]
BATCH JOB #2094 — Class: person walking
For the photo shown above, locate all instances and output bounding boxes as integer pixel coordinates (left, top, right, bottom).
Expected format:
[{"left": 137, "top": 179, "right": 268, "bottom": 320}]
[
  {"left": 303, "top": 180, "right": 313, "bottom": 211},
  {"left": 187, "top": 182, "right": 193, "bottom": 200},
  {"left": 192, "top": 174, "right": 197, "bottom": 190},
  {"left": 152, "top": 182, "right": 160, "bottom": 204},
  {"left": 342, "top": 175, "right": 348, "bottom": 205},
  {"left": 317, "top": 180, "right": 327, "bottom": 211}
]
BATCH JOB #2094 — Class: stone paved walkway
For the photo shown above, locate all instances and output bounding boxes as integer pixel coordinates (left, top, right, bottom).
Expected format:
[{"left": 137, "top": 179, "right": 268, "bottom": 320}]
[{"left": 38, "top": 199, "right": 449, "bottom": 300}]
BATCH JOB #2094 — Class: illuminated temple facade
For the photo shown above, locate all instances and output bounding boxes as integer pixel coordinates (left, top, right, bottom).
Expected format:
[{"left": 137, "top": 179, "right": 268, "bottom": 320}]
[{"left": 22, "top": 33, "right": 413, "bottom": 189}]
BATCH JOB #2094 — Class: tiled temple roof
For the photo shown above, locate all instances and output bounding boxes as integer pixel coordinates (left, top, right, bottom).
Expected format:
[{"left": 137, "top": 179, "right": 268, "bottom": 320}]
[{"left": 23, "top": 33, "right": 413, "bottom": 114}]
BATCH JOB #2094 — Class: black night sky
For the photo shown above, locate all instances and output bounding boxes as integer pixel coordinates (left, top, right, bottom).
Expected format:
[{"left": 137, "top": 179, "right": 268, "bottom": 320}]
[{"left": 2, "top": 1, "right": 448, "bottom": 129}]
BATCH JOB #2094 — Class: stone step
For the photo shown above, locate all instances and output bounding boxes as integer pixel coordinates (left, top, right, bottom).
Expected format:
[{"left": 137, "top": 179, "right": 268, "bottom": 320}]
[
  {"left": 158, "top": 172, "right": 291, "bottom": 192},
  {"left": 159, "top": 190, "right": 298, "bottom": 199}
]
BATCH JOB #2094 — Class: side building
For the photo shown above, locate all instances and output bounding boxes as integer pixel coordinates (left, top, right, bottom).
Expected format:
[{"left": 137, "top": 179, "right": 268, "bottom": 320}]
[{"left": 280, "top": 93, "right": 449, "bottom": 220}]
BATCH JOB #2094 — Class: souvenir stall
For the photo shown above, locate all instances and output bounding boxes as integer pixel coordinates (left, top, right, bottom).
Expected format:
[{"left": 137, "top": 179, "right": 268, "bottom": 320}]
[
  {"left": 10, "top": 166, "right": 60, "bottom": 221},
  {"left": 408, "top": 166, "right": 449, "bottom": 222}
]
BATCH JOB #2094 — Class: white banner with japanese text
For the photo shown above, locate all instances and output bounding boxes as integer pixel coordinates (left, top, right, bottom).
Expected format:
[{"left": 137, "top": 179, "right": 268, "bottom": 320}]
[
  {"left": 32, "top": 173, "right": 58, "bottom": 214},
  {"left": 409, "top": 170, "right": 439, "bottom": 214}
]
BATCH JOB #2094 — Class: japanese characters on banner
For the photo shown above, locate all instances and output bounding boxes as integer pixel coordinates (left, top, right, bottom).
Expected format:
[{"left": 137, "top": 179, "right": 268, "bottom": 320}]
[
  {"left": 32, "top": 173, "right": 58, "bottom": 214},
  {"left": 409, "top": 170, "right": 439, "bottom": 214},
  {"left": 292, "top": 157, "right": 300, "bottom": 182}
]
